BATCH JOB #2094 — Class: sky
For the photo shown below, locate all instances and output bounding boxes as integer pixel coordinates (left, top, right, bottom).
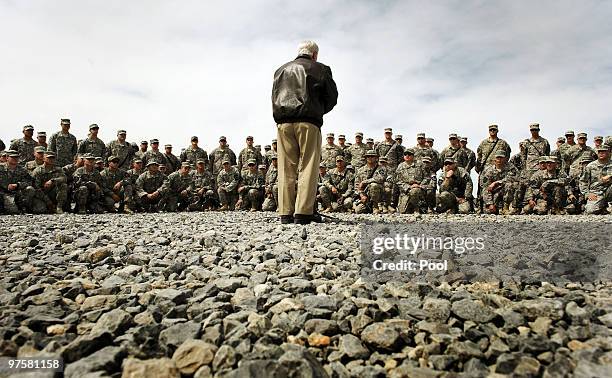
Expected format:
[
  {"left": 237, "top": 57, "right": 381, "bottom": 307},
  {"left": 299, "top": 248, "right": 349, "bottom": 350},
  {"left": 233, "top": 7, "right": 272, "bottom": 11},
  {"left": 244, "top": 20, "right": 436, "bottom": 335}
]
[{"left": 1, "top": 0, "right": 611, "bottom": 154}]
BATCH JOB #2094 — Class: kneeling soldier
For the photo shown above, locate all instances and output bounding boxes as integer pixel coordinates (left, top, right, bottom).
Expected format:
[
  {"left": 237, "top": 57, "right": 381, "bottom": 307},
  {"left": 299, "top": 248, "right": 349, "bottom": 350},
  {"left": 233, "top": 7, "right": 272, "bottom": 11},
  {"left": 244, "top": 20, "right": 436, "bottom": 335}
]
[
  {"left": 73, "top": 154, "right": 105, "bottom": 214},
  {"left": 321, "top": 156, "right": 354, "bottom": 213},
  {"left": 396, "top": 148, "right": 429, "bottom": 214},
  {"left": 437, "top": 156, "right": 473, "bottom": 214},
  {"left": 262, "top": 155, "right": 278, "bottom": 211},
  {"left": 480, "top": 151, "right": 519, "bottom": 214},
  {"left": 236, "top": 159, "right": 264, "bottom": 211},
  {"left": 217, "top": 159, "right": 240, "bottom": 210},
  {"left": 161, "top": 162, "right": 193, "bottom": 212},
  {"left": 32, "top": 151, "right": 67, "bottom": 214},
  {"left": 0, "top": 150, "right": 36, "bottom": 214},
  {"left": 101, "top": 155, "right": 134, "bottom": 213},
  {"left": 580, "top": 145, "right": 611, "bottom": 214},
  {"left": 523, "top": 156, "right": 568, "bottom": 215},
  {"left": 189, "top": 159, "right": 217, "bottom": 211},
  {"left": 135, "top": 161, "right": 166, "bottom": 212},
  {"left": 353, "top": 150, "right": 385, "bottom": 214}
]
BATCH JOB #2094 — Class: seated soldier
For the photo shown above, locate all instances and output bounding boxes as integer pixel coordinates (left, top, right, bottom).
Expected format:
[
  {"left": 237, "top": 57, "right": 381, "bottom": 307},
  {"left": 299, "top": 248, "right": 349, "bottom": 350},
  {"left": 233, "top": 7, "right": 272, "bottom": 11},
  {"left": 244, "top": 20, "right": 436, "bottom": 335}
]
[
  {"left": 480, "top": 151, "right": 519, "bottom": 214},
  {"left": 31, "top": 151, "right": 67, "bottom": 214},
  {"left": 320, "top": 156, "right": 354, "bottom": 213},
  {"left": 580, "top": 145, "right": 611, "bottom": 214},
  {"left": 378, "top": 157, "right": 396, "bottom": 213},
  {"left": 160, "top": 162, "right": 193, "bottom": 212},
  {"left": 262, "top": 155, "right": 278, "bottom": 211},
  {"left": 436, "top": 156, "right": 473, "bottom": 214},
  {"left": 353, "top": 150, "right": 385, "bottom": 214},
  {"left": 0, "top": 150, "right": 36, "bottom": 214},
  {"left": 100, "top": 155, "right": 134, "bottom": 213},
  {"left": 395, "top": 148, "right": 429, "bottom": 214},
  {"left": 236, "top": 159, "right": 265, "bottom": 211},
  {"left": 189, "top": 159, "right": 217, "bottom": 211},
  {"left": 566, "top": 155, "right": 594, "bottom": 214},
  {"left": 523, "top": 156, "right": 568, "bottom": 215},
  {"left": 135, "top": 161, "right": 167, "bottom": 212},
  {"left": 217, "top": 159, "right": 240, "bottom": 211},
  {"left": 73, "top": 154, "right": 106, "bottom": 214}
]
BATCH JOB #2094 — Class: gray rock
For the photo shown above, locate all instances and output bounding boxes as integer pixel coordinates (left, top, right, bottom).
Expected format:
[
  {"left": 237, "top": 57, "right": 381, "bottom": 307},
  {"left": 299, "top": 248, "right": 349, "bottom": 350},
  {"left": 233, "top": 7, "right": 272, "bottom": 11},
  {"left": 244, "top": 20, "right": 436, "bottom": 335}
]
[
  {"left": 159, "top": 321, "right": 202, "bottom": 354},
  {"left": 339, "top": 334, "right": 369, "bottom": 359},
  {"left": 361, "top": 322, "right": 400, "bottom": 350},
  {"left": 451, "top": 298, "right": 496, "bottom": 323},
  {"left": 64, "top": 346, "right": 126, "bottom": 378}
]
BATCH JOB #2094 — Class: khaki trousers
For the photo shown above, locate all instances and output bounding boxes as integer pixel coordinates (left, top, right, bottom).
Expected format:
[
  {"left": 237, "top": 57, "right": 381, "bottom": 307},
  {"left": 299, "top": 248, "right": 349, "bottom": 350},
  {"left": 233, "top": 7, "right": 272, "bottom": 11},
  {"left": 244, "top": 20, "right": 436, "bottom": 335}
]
[{"left": 277, "top": 122, "right": 322, "bottom": 216}]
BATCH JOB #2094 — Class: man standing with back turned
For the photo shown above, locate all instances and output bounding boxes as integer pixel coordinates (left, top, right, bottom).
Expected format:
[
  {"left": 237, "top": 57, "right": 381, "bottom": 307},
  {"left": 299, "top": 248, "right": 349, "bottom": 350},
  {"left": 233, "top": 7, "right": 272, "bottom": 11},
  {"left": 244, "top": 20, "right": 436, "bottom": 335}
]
[{"left": 272, "top": 40, "right": 338, "bottom": 224}]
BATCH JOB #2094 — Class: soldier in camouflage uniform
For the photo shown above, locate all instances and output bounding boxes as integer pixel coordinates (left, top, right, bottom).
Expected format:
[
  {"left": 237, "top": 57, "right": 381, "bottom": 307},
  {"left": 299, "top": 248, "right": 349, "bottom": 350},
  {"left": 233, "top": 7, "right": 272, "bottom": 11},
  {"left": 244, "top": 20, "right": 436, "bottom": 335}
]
[
  {"left": 0, "top": 151, "right": 6, "bottom": 166},
  {"left": 210, "top": 136, "right": 237, "bottom": 178},
  {"left": 106, "top": 130, "right": 134, "bottom": 171},
  {"left": 160, "top": 162, "right": 193, "bottom": 212},
  {"left": 566, "top": 155, "right": 594, "bottom": 214},
  {"left": 523, "top": 156, "right": 568, "bottom": 215},
  {"left": 476, "top": 124, "right": 511, "bottom": 174},
  {"left": 262, "top": 155, "right": 278, "bottom": 211},
  {"left": 77, "top": 124, "right": 107, "bottom": 162},
  {"left": 412, "top": 133, "right": 435, "bottom": 168},
  {"left": 217, "top": 159, "right": 240, "bottom": 210},
  {"left": 189, "top": 159, "right": 217, "bottom": 211},
  {"left": 441, "top": 134, "right": 469, "bottom": 170},
  {"left": 459, "top": 136, "right": 476, "bottom": 173},
  {"left": 0, "top": 139, "right": 5, "bottom": 152},
  {"left": 135, "top": 161, "right": 167, "bottom": 212},
  {"left": 320, "top": 156, "right": 354, "bottom": 213},
  {"left": 31, "top": 151, "right": 67, "bottom": 214},
  {"left": 73, "top": 154, "right": 106, "bottom": 214},
  {"left": 353, "top": 150, "right": 385, "bottom": 214},
  {"left": 100, "top": 156, "right": 134, "bottom": 213},
  {"left": 37, "top": 132, "right": 47, "bottom": 150},
  {"left": 48, "top": 119, "right": 78, "bottom": 169},
  {"left": 95, "top": 157, "right": 104, "bottom": 171},
  {"left": 236, "top": 159, "right": 265, "bottom": 211},
  {"left": 10, "top": 125, "right": 37, "bottom": 167},
  {"left": 593, "top": 136, "right": 604, "bottom": 149},
  {"left": 480, "top": 151, "right": 519, "bottom": 214},
  {"left": 378, "top": 157, "right": 397, "bottom": 213},
  {"left": 437, "top": 156, "right": 473, "bottom": 214},
  {"left": 395, "top": 148, "right": 430, "bottom": 214},
  {"left": 580, "top": 146, "right": 612, "bottom": 214},
  {"left": 134, "top": 140, "right": 148, "bottom": 161},
  {"left": 375, "top": 128, "right": 403, "bottom": 172},
  {"left": 316, "top": 163, "right": 329, "bottom": 211},
  {"left": 320, "top": 133, "right": 344, "bottom": 169},
  {"left": 163, "top": 144, "right": 181, "bottom": 173},
  {"left": 558, "top": 130, "right": 576, "bottom": 173},
  {"left": 420, "top": 156, "right": 437, "bottom": 213},
  {"left": 238, "top": 136, "right": 263, "bottom": 171},
  {"left": 25, "top": 146, "right": 46, "bottom": 174},
  {"left": 0, "top": 150, "right": 36, "bottom": 214},
  {"left": 143, "top": 139, "right": 168, "bottom": 166},
  {"left": 264, "top": 139, "right": 277, "bottom": 168},
  {"left": 347, "top": 132, "right": 368, "bottom": 170},
  {"left": 180, "top": 136, "right": 209, "bottom": 170},
  {"left": 567, "top": 133, "right": 597, "bottom": 177},
  {"left": 366, "top": 137, "right": 375, "bottom": 151},
  {"left": 425, "top": 137, "right": 441, "bottom": 171},
  {"left": 126, "top": 158, "right": 144, "bottom": 211}
]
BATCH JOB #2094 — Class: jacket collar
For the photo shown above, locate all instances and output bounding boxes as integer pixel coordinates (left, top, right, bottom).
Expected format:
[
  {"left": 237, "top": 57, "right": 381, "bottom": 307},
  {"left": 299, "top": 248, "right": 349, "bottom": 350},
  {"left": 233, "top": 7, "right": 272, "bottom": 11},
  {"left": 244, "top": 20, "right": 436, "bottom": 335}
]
[{"left": 296, "top": 54, "right": 313, "bottom": 60}]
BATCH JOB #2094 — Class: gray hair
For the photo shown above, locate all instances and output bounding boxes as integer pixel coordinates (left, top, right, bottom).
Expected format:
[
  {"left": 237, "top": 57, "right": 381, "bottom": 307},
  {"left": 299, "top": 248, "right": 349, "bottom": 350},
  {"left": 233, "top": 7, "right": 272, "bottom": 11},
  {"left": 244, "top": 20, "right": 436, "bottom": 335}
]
[{"left": 297, "top": 40, "right": 319, "bottom": 57}]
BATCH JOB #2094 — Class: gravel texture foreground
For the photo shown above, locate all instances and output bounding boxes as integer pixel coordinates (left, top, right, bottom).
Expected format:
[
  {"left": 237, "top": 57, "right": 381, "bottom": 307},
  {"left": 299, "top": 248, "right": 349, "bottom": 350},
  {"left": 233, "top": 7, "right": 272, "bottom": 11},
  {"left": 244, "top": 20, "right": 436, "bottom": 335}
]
[{"left": 1, "top": 213, "right": 612, "bottom": 377}]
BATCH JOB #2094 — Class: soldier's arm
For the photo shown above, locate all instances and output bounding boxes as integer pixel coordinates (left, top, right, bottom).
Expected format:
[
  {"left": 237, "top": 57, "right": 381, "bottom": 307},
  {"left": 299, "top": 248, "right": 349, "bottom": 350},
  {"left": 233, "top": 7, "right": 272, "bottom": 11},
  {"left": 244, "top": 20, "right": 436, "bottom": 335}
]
[
  {"left": 578, "top": 168, "right": 590, "bottom": 194},
  {"left": 77, "top": 140, "right": 86, "bottom": 154},
  {"left": 227, "top": 171, "right": 239, "bottom": 192},
  {"left": 344, "top": 174, "right": 355, "bottom": 198},
  {"left": 48, "top": 134, "right": 57, "bottom": 153},
  {"left": 32, "top": 169, "right": 44, "bottom": 189},
  {"left": 463, "top": 172, "right": 473, "bottom": 199},
  {"left": 9, "top": 139, "right": 19, "bottom": 151},
  {"left": 53, "top": 170, "right": 67, "bottom": 186}
]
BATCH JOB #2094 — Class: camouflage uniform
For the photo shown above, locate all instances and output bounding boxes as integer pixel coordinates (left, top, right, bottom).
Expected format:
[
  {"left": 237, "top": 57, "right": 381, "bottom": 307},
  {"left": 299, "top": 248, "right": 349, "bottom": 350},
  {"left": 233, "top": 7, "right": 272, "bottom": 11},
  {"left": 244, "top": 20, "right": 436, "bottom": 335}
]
[
  {"left": 480, "top": 162, "right": 519, "bottom": 214},
  {"left": 567, "top": 144, "right": 597, "bottom": 177},
  {"left": 375, "top": 141, "right": 403, "bottom": 172},
  {"left": 217, "top": 166, "right": 241, "bottom": 210},
  {"left": 380, "top": 160, "right": 397, "bottom": 213},
  {"left": 160, "top": 169, "right": 193, "bottom": 212},
  {"left": 106, "top": 140, "right": 135, "bottom": 171},
  {"left": 9, "top": 138, "right": 37, "bottom": 166},
  {"left": 320, "top": 165, "right": 354, "bottom": 212},
  {"left": 440, "top": 145, "right": 469, "bottom": 170},
  {"left": 73, "top": 166, "right": 106, "bottom": 213},
  {"left": 513, "top": 136, "right": 550, "bottom": 212},
  {"left": 78, "top": 137, "right": 107, "bottom": 162},
  {"left": 413, "top": 144, "right": 435, "bottom": 167},
  {"left": 164, "top": 152, "right": 181, "bottom": 172},
  {"left": 32, "top": 164, "right": 67, "bottom": 213},
  {"left": 143, "top": 149, "right": 167, "bottom": 166},
  {"left": 262, "top": 164, "right": 278, "bottom": 211},
  {"left": 126, "top": 166, "right": 144, "bottom": 211},
  {"left": 189, "top": 167, "right": 217, "bottom": 211},
  {"left": 395, "top": 159, "right": 429, "bottom": 214},
  {"left": 181, "top": 146, "right": 209, "bottom": 169},
  {"left": 134, "top": 149, "right": 148, "bottom": 162},
  {"left": 210, "top": 146, "right": 237, "bottom": 177},
  {"left": 353, "top": 163, "right": 385, "bottom": 214},
  {"left": 25, "top": 159, "right": 44, "bottom": 174},
  {"left": 437, "top": 166, "right": 473, "bottom": 214},
  {"left": 460, "top": 144, "right": 476, "bottom": 173},
  {"left": 0, "top": 163, "right": 35, "bottom": 214},
  {"left": 237, "top": 166, "right": 265, "bottom": 211},
  {"left": 135, "top": 169, "right": 167, "bottom": 212},
  {"left": 476, "top": 137, "right": 511, "bottom": 173},
  {"left": 523, "top": 167, "right": 568, "bottom": 215},
  {"left": 238, "top": 146, "right": 263, "bottom": 171},
  {"left": 565, "top": 157, "right": 592, "bottom": 214},
  {"left": 347, "top": 142, "right": 368, "bottom": 169},
  {"left": 320, "top": 143, "right": 344, "bottom": 170},
  {"left": 317, "top": 167, "right": 330, "bottom": 211},
  {"left": 579, "top": 157, "right": 612, "bottom": 214},
  {"left": 100, "top": 167, "right": 134, "bottom": 212}
]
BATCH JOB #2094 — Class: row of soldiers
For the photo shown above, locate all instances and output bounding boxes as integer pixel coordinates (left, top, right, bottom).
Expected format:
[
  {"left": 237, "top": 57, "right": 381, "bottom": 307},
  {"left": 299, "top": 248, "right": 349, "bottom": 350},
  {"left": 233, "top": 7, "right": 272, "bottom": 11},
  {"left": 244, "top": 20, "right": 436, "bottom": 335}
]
[{"left": 1, "top": 120, "right": 611, "bottom": 215}]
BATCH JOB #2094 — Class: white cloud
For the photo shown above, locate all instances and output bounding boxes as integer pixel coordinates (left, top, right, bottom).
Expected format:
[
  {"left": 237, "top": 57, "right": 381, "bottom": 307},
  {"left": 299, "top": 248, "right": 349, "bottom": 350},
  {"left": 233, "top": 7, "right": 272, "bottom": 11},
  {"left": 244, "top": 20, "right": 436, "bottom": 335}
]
[{"left": 1, "top": 0, "right": 610, "bottom": 155}]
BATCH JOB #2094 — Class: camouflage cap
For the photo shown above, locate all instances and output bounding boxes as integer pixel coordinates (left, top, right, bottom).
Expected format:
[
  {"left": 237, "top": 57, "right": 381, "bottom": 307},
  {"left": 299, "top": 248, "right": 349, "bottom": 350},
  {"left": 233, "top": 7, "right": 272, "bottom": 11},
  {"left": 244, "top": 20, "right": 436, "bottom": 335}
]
[
  {"left": 191, "top": 136, "right": 198, "bottom": 141},
  {"left": 444, "top": 156, "right": 456, "bottom": 164},
  {"left": 335, "top": 155, "right": 345, "bottom": 161},
  {"left": 403, "top": 148, "right": 415, "bottom": 156},
  {"left": 565, "top": 130, "right": 575, "bottom": 136},
  {"left": 89, "top": 123, "right": 99, "bottom": 130},
  {"left": 416, "top": 132, "right": 425, "bottom": 138},
  {"left": 95, "top": 157, "right": 103, "bottom": 164},
  {"left": 395, "top": 134, "right": 403, "bottom": 140},
  {"left": 23, "top": 125, "right": 34, "bottom": 131},
  {"left": 6, "top": 150, "right": 19, "bottom": 157},
  {"left": 539, "top": 157, "right": 548, "bottom": 164},
  {"left": 547, "top": 156, "right": 558, "bottom": 163},
  {"left": 264, "top": 145, "right": 271, "bottom": 149},
  {"left": 258, "top": 164, "right": 267, "bottom": 170},
  {"left": 34, "top": 146, "right": 46, "bottom": 153},
  {"left": 164, "top": 144, "right": 172, "bottom": 148},
  {"left": 494, "top": 151, "right": 506, "bottom": 158},
  {"left": 355, "top": 132, "right": 364, "bottom": 138},
  {"left": 596, "top": 146, "right": 610, "bottom": 152},
  {"left": 271, "top": 139, "right": 277, "bottom": 143},
  {"left": 384, "top": 128, "right": 392, "bottom": 133},
  {"left": 557, "top": 136, "right": 566, "bottom": 143},
  {"left": 247, "top": 159, "right": 257, "bottom": 166},
  {"left": 37, "top": 131, "right": 46, "bottom": 137},
  {"left": 422, "top": 156, "right": 432, "bottom": 163},
  {"left": 196, "top": 159, "right": 206, "bottom": 164},
  {"left": 577, "top": 132, "right": 587, "bottom": 139},
  {"left": 338, "top": 134, "right": 346, "bottom": 139},
  {"left": 326, "top": 133, "right": 335, "bottom": 138},
  {"left": 246, "top": 135, "right": 254, "bottom": 140},
  {"left": 117, "top": 129, "right": 127, "bottom": 135},
  {"left": 133, "top": 158, "right": 143, "bottom": 164},
  {"left": 255, "top": 145, "right": 261, "bottom": 149},
  {"left": 146, "top": 160, "right": 159, "bottom": 166},
  {"left": 460, "top": 136, "right": 468, "bottom": 142},
  {"left": 594, "top": 135, "right": 604, "bottom": 141},
  {"left": 140, "top": 140, "right": 148, "bottom": 144},
  {"left": 365, "top": 150, "right": 378, "bottom": 157},
  {"left": 488, "top": 124, "right": 498, "bottom": 131},
  {"left": 60, "top": 119, "right": 71, "bottom": 125},
  {"left": 219, "top": 136, "right": 226, "bottom": 141},
  {"left": 426, "top": 137, "right": 434, "bottom": 142},
  {"left": 108, "top": 155, "right": 120, "bottom": 162},
  {"left": 271, "top": 154, "right": 278, "bottom": 160},
  {"left": 44, "top": 151, "right": 56, "bottom": 158},
  {"left": 366, "top": 138, "right": 374, "bottom": 143},
  {"left": 378, "top": 157, "right": 388, "bottom": 163},
  {"left": 529, "top": 123, "right": 540, "bottom": 130},
  {"left": 181, "top": 162, "right": 191, "bottom": 168},
  {"left": 150, "top": 138, "right": 159, "bottom": 144},
  {"left": 222, "top": 159, "right": 231, "bottom": 164},
  {"left": 448, "top": 133, "right": 458, "bottom": 139},
  {"left": 319, "top": 162, "right": 326, "bottom": 168}
]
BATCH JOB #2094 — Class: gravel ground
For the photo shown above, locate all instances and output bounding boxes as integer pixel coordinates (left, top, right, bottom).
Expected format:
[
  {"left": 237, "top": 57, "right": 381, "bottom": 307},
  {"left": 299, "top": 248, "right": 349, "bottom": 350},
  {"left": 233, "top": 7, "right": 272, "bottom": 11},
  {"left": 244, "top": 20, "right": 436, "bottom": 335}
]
[{"left": 1, "top": 213, "right": 611, "bottom": 377}]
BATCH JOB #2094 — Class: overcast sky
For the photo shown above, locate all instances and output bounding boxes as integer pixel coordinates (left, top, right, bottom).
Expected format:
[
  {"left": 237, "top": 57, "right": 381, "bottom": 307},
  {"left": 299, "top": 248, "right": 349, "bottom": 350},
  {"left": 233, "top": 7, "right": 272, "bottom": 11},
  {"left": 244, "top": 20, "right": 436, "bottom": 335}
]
[{"left": 1, "top": 0, "right": 611, "bottom": 154}]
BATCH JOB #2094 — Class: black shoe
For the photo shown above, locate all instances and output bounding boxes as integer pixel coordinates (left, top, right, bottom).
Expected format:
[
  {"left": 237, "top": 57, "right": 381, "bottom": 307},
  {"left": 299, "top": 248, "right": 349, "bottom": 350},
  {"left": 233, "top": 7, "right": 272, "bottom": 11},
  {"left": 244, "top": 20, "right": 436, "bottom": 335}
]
[
  {"left": 293, "top": 214, "right": 311, "bottom": 225},
  {"left": 312, "top": 213, "right": 324, "bottom": 223},
  {"left": 280, "top": 215, "right": 294, "bottom": 224}
]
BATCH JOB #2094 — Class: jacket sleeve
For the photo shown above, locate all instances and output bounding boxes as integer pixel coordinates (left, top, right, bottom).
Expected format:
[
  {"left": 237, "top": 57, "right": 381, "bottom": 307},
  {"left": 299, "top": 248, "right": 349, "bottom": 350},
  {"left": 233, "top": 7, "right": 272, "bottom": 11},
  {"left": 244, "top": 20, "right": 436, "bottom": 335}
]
[{"left": 321, "top": 65, "right": 338, "bottom": 115}]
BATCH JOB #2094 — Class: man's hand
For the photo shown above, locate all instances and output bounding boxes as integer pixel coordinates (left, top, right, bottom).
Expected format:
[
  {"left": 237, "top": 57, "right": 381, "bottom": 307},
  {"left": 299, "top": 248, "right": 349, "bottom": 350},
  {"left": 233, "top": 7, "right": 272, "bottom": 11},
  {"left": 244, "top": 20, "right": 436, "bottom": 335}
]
[
  {"left": 529, "top": 199, "right": 536, "bottom": 207},
  {"left": 238, "top": 186, "right": 244, "bottom": 193},
  {"left": 457, "top": 197, "right": 465, "bottom": 204},
  {"left": 445, "top": 170, "right": 454, "bottom": 178},
  {"left": 7, "top": 184, "right": 18, "bottom": 191},
  {"left": 112, "top": 194, "right": 121, "bottom": 202},
  {"left": 410, "top": 183, "right": 420, "bottom": 189},
  {"left": 331, "top": 187, "right": 338, "bottom": 194},
  {"left": 602, "top": 175, "right": 611, "bottom": 184},
  {"left": 180, "top": 189, "right": 189, "bottom": 197},
  {"left": 44, "top": 180, "right": 54, "bottom": 190},
  {"left": 487, "top": 182, "right": 498, "bottom": 193},
  {"left": 360, "top": 193, "right": 367, "bottom": 203},
  {"left": 113, "top": 182, "right": 122, "bottom": 191},
  {"left": 587, "top": 193, "right": 598, "bottom": 201}
]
